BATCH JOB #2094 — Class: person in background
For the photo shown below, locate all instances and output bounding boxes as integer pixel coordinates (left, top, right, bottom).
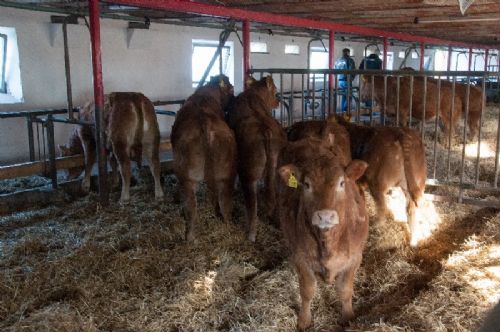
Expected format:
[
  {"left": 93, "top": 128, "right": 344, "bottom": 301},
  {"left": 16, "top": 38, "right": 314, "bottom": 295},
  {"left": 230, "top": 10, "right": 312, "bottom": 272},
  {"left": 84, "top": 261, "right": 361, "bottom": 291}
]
[
  {"left": 359, "top": 50, "right": 383, "bottom": 108},
  {"left": 334, "top": 48, "right": 356, "bottom": 113}
]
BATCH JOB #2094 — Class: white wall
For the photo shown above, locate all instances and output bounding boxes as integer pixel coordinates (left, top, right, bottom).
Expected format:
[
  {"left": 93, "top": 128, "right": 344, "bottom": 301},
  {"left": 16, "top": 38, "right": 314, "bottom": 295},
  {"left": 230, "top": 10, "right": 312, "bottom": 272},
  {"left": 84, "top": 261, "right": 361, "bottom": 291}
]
[{"left": 0, "top": 6, "right": 413, "bottom": 165}]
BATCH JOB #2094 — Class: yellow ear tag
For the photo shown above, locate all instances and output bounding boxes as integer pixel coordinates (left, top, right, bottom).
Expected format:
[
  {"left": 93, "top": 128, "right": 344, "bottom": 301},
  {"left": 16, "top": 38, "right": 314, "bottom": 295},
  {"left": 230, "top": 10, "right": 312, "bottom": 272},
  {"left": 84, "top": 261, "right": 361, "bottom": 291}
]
[
  {"left": 343, "top": 113, "right": 352, "bottom": 122},
  {"left": 287, "top": 174, "right": 298, "bottom": 188}
]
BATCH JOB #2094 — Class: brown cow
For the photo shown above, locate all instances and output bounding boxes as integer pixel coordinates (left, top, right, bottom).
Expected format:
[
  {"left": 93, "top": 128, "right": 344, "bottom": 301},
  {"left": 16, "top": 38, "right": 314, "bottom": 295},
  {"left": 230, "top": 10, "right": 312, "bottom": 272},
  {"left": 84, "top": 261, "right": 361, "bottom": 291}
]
[
  {"left": 59, "top": 92, "right": 164, "bottom": 202},
  {"left": 226, "top": 75, "right": 287, "bottom": 242},
  {"left": 287, "top": 119, "right": 352, "bottom": 167},
  {"left": 334, "top": 115, "right": 427, "bottom": 247},
  {"left": 277, "top": 135, "right": 368, "bottom": 330},
  {"left": 361, "top": 75, "right": 462, "bottom": 138},
  {"left": 171, "top": 75, "right": 236, "bottom": 241}
]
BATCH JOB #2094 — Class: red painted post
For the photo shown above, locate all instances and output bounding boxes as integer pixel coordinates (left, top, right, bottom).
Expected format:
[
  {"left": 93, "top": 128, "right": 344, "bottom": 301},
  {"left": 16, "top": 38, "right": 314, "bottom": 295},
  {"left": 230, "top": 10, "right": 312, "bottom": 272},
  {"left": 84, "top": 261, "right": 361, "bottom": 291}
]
[
  {"left": 89, "top": 0, "right": 108, "bottom": 205},
  {"left": 468, "top": 47, "right": 473, "bottom": 71},
  {"left": 420, "top": 42, "right": 425, "bottom": 70},
  {"left": 242, "top": 19, "right": 250, "bottom": 88},
  {"left": 382, "top": 37, "right": 388, "bottom": 70},
  {"left": 328, "top": 30, "right": 335, "bottom": 91}
]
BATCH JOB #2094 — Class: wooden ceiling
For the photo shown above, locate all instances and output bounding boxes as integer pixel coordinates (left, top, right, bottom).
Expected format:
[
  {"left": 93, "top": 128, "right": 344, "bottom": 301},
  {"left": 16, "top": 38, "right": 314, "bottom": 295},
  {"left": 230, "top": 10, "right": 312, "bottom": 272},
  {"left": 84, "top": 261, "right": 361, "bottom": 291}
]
[
  {"left": 1, "top": 0, "right": 499, "bottom": 47},
  {"left": 195, "top": 0, "right": 500, "bottom": 46}
]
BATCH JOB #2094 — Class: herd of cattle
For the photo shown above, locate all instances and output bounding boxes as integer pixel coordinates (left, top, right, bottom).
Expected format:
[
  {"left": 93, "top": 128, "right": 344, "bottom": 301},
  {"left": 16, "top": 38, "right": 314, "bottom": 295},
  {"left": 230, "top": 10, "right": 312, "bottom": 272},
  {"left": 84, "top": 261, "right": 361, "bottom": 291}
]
[{"left": 57, "top": 73, "right": 482, "bottom": 329}]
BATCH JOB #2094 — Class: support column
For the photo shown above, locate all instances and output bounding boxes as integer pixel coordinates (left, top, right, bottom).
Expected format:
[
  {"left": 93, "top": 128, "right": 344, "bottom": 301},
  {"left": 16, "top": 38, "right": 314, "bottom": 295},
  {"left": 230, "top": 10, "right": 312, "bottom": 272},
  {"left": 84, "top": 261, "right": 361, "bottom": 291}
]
[
  {"left": 328, "top": 30, "right": 335, "bottom": 91},
  {"left": 383, "top": 37, "right": 388, "bottom": 70},
  {"left": 419, "top": 42, "right": 425, "bottom": 71},
  {"left": 89, "top": 0, "right": 108, "bottom": 205},
  {"left": 484, "top": 49, "right": 489, "bottom": 71},
  {"left": 242, "top": 19, "right": 250, "bottom": 88}
]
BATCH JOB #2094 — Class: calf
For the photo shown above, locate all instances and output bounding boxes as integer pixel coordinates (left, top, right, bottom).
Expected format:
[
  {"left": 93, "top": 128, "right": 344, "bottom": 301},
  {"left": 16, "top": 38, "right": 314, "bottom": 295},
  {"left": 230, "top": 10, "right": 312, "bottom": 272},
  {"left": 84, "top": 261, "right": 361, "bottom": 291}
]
[
  {"left": 277, "top": 135, "right": 368, "bottom": 330},
  {"left": 59, "top": 92, "right": 164, "bottom": 202},
  {"left": 171, "top": 75, "right": 236, "bottom": 241},
  {"left": 227, "top": 76, "right": 287, "bottom": 242},
  {"left": 334, "top": 116, "right": 427, "bottom": 247},
  {"left": 287, "top": 119, "right": 352, "bottom": 167},
  {"left": 361, "top": 75, "right": 462, "bottom": 138}
]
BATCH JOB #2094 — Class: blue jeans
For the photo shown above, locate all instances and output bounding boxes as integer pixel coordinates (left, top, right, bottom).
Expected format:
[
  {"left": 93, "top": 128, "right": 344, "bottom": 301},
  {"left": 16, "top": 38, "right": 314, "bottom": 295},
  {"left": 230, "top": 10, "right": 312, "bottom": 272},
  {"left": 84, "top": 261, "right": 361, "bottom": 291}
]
[{"left": 339, "top": 80, "right": 354, "bottom": 113}]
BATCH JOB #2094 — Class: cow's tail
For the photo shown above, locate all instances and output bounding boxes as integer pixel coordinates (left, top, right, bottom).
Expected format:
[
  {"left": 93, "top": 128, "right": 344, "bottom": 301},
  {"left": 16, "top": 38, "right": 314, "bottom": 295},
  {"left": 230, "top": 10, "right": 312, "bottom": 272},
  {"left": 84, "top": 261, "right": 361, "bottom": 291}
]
[{"left": 399, "top": 130, "right": 423, "bottom": 206}]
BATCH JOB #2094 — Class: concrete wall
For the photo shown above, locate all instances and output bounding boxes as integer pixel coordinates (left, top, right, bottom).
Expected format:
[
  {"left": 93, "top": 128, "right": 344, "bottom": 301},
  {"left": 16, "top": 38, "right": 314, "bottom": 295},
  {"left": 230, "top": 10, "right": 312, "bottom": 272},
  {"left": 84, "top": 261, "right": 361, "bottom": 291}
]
[{"left": 0, "top": 6, "right": 425, "bottom": 165}]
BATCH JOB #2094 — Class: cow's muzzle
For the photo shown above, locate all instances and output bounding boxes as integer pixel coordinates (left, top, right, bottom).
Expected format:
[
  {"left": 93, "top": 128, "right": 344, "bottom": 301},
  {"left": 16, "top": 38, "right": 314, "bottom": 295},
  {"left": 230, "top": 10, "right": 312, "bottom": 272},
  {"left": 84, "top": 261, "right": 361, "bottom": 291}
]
[{"left": 311, "top": 209, "right": 339, "bottom": 230}]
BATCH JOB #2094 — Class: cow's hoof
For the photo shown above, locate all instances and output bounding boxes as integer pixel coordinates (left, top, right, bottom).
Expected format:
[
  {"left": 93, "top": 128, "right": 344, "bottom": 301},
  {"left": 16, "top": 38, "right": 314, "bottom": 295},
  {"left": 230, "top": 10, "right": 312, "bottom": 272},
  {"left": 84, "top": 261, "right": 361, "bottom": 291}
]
[
  {"left": 185, "top": 231, "right": 194, "bottom": 242},
  {"left": 297, "top": 311, "right": 312, "bottom": 331},
  {"left": 155, "top": 193, "right": 165, "bottom": 201},
  {"left": 119, "top": 198, "right": 130, "bottom": 205},
  {"left": 247, "top": 231, "right": 256, "bottom": 243}
]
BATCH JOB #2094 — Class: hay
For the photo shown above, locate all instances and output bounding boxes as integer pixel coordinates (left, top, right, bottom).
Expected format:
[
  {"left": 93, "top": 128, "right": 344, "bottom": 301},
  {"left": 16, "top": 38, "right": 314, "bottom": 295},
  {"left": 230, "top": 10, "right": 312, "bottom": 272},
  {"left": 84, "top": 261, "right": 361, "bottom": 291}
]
[
  {"left": 1, "top": 173, "right": 499, "bottom": 331},
  {"left": 1, "top": 105, "right": 499, "bottom": 331}
]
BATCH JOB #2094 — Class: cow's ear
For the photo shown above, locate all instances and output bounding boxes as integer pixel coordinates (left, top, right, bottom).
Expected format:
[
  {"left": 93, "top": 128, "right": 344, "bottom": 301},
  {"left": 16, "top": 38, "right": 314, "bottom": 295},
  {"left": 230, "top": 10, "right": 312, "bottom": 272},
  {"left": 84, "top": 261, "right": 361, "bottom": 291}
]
[
  {"left": 245, "top": 75, "right": 256, "bottom": 89},
  {"left": 265, "top": 75, "right": 274, "bottom": 89},
  {"left": 278, "top": 164, "right": 301, "bottom": 188},
  {"left": 219, "top": 77, "right": 226, "bottom": 89},
  {"left": 345, "top": 160, "right": 368, "bottom": 181},
  {"left": 361, "top": 75, "right": 368, "bottom": 82}
]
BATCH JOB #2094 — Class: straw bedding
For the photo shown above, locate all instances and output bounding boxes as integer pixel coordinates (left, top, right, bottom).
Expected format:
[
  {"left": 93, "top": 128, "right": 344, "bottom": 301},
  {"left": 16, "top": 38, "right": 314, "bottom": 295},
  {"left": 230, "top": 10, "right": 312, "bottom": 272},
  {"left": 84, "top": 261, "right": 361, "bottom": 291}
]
[{"left": 1, "top": 107, "right": 499, "bottom": 331}]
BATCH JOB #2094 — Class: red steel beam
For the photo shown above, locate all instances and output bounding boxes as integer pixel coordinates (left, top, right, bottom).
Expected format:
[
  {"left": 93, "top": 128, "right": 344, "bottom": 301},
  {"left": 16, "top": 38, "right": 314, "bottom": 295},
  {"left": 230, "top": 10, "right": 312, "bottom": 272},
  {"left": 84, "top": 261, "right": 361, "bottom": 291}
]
[
  {"left": 242, "top": 19, "right": 250, "bottom": 88},
  {"left": 328, "top": 30, "right": 335, "bottom": 91},
  {"left": 419, "top": 42, "right": 425, "bottom": 70},
  {"left": 107, "top": 0, "right": 491, "bottom": 50}
]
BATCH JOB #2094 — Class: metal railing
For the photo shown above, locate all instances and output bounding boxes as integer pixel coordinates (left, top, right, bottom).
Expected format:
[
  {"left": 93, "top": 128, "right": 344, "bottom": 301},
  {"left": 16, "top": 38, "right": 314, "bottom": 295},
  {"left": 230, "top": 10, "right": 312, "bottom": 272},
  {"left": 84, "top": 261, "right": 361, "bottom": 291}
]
[{"left": 250, "top": 68, "right": 500, "bottom": 207}]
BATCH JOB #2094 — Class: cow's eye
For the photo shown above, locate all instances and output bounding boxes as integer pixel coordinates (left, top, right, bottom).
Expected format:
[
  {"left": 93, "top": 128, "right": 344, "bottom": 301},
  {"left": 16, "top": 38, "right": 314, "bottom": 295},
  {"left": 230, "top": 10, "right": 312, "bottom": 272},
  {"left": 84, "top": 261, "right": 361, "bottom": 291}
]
[
  {"left": 340, "top": 180, "right": 345, "bottom": 188},
  {"left": 303, "top": 179, "right": 312, "bottom": 191}
]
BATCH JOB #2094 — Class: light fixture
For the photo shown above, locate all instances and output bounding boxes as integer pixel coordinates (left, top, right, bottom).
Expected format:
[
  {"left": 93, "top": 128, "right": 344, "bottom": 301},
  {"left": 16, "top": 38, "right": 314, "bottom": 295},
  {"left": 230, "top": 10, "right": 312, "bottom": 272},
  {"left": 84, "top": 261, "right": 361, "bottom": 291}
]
[{"left": 415, "top": 15, "right": 500, "bottom": 24}]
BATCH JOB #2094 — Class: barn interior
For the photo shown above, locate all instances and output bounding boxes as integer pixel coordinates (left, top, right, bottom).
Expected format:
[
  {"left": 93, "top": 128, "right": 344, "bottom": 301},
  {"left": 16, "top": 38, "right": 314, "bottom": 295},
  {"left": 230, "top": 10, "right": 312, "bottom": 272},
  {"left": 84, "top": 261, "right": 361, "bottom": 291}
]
[{"left": 1, "top": 0, "right": 500, "bottom": 331}]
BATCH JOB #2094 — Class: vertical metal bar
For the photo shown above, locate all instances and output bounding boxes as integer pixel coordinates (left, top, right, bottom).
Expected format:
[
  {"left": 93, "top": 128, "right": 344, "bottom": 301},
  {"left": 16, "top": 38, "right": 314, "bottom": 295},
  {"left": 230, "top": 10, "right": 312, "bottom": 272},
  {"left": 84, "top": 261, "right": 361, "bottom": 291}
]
[
  {"left": 334, "top": 74, "right": 338, "bottom": 114},
  {"left": 432, "top": 78, "right": 441, "bottom": 180},
  {"left": 494, "top": 89, "right": 500, "bottom": 188},
  {"left": 446, "top": 46, "right": 452, "bottom": 81},
  {"left": 301, "top": 73, "right": 305, "bottom": 121},
  {"left": 62, "top": 19, "right": 74, "bottom": 119},
  {"left": 280, "top": 72, "right": 284, "bottom": 125},
  {"left": 46, "top": 115, "right": 58, "bottom": 189},
  {"left": 383, "top": 75, "right": 387, "bottom": 126},
  {"left": 312, "top": 74, "right": 316, "bottom": 119},
  {"left": 346, "top": 74, "right": 351, "bottom": 116},
  {"left": 419, "top": 42, "right": 425, "bottom": 71},
  {"left": 289, "top": 73, "right": 294, "bottom": 125},
  {"left": 89, "top": 0, "right": 109, "bottom": 205},
  {"left": 396, "top": 76, "right": 400, "bottom": 126},
  {"left": 475, "top": 73, "right": 487, "bottom": 186},
  {"left": 409, "top": 75, "right": 413, "bottom": 128},
  {"left": 468, "top": 47, "right": 473, "bottom": 71},
  {"left": 459, "top": 79, "right": 471, "bottom": 202},
  {"left": 421, "top": 76, "right": 427, "bottom": 141},
  {"left": 383, "top": 37, "right": 388, "bottom": 70},
  {"left": 446, "top": 77, "right": 456, "bottom": 181},
  {"left": 370, "top": 75, "right": 374, "bottom": 125},
  {"left": 27, "top": 115, "right": 35, "bottom": 162},
  {"left": 322, "top": 73, "right": 326, "bottom": 120},
  {"left": 242, "top": 20, "right": 250, "bottom": 88}
]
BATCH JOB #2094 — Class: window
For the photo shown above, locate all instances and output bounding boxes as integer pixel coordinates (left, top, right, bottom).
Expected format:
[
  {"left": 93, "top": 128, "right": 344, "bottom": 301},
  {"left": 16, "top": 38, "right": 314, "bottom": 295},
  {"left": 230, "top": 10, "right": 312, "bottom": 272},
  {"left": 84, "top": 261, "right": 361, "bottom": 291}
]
[
  {"left": 285, "top": 44, "right": 300, "bottom": 55},
  {"left": 309, "top": 47, "right": 329, "bottom": 81},
  {"left": 411, "top": 51, "right": 418, "bottom": 59},
  {"left": 0, "top": 27, "right": 23, "bottom": 104},
  {"left": 0, "top": 33, "right": 6, "bottom": 93},
  {"left": 191, "top": 40, "right": 234, "bottom": 88},
  {"left": 250, "top": 41, "right": 268, "bottom": 54},
  {"left": 398, "top": 51, "right": 405, "bottom": 59}
]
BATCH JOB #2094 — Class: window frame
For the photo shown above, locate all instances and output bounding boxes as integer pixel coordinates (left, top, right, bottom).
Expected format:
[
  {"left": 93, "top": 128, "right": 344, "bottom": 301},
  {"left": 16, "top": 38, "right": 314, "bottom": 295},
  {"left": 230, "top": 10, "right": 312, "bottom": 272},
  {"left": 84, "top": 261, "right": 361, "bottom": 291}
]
[
  {"left": 0, "top": 33, "right": 7, "bottom": 94},
  {"left": 191, "top": 41, "right": 232, "bottom": 88}
]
